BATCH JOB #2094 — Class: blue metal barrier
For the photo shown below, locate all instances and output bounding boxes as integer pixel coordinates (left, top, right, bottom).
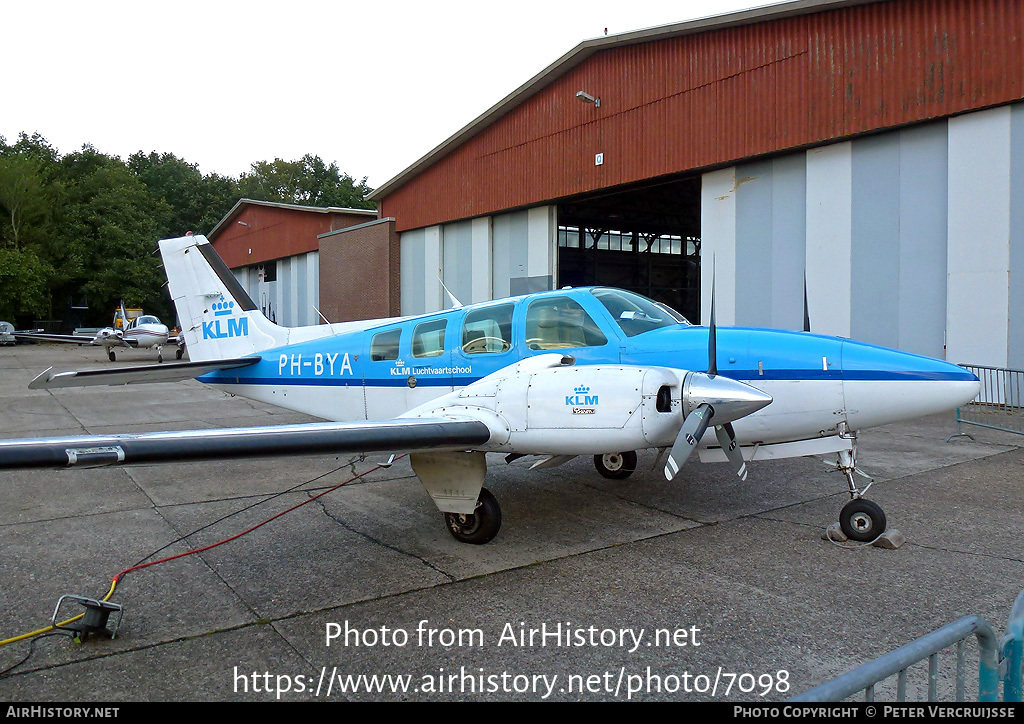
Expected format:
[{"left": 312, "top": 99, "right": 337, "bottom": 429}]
[
  {"left": 792, "top": 589, "right": 1024, "bottom": 702},
  {"left": 1004, "top": 589, "right": 1024, "bottom": 702}
]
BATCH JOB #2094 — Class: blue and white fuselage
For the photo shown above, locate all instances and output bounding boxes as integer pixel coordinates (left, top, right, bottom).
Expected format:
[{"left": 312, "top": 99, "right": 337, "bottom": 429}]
[{"left": 197, "top": 286, "right": 978, "bottom": 455}]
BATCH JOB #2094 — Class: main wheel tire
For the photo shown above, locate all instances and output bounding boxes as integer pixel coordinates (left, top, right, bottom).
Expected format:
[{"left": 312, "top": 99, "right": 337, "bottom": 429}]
[
  {"left": 158, "top": 353, "right": 163, "bottom": 363},
  {"left": 839, "top": 498, "right": 887, "bottom": 542},
  {"left": 108, "top": 350, "right": 116, "bottom": 362},
  {"left": 444, "top": 488, "right": 501, "bottom": 545},
  {"left": 594, "top": 451, "right": 638, "bottom": 479},
  {"left": 176, "top": 347, "right": 184, "bottom": 360}
]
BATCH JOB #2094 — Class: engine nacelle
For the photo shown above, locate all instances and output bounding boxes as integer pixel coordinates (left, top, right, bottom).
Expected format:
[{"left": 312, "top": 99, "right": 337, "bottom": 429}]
[{"left": 405, "top": 359, "right": 687, "bottom": 455}]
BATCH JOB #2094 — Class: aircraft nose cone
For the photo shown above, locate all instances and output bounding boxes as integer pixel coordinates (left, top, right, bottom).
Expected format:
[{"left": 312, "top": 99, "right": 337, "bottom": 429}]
[
  {"left": 840, "top": 341, "right": 981, "bottom": 428},
  {"left": 685, "top": 372, "right": 773, "bottom": 425}
]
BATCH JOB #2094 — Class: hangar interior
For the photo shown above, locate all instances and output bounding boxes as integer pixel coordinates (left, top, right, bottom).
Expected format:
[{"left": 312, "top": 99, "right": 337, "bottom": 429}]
[{"left": 556, "top": 176, "right": 701, "bottom": 323}]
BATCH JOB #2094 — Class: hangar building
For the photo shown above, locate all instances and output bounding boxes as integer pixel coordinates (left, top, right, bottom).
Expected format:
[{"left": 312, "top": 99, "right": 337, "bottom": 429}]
[
  {"left": 207, "top": 199, "right": 384, "bottom": 326},
  {"left": 367, "top": 0, "right": 1024, "bottom": 369}
]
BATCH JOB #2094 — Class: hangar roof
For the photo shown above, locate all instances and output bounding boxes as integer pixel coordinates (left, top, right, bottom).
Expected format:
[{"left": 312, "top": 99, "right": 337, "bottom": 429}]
[
  {"left": 208, "top": 198, "right": 376, "bottom": 240},
  {"left": 367, "top": 0, "right": 875, "bottom": 202},
  {"left": 370, "top": 0, "right": 1024, "bottom": 233},
  {"left": 208, "top": 199, "right": 377, "bottom": 269}
]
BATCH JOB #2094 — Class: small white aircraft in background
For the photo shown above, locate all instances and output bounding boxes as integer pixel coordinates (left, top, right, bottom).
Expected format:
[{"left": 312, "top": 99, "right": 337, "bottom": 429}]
[
  {"left": 14, "top": 303, "right": 183, "bottom": 363},
  {"left": 0, "top": 235, "right": 980, "bottom": 545}
]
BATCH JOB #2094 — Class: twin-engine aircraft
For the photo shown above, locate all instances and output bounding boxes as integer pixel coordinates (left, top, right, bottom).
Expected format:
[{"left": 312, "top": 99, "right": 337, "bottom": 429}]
[
  {"left": 15, "top": 303, "right": 182, "bottom": 363},
  {"left": 0, "top": 235, "right": 980, "bottom": 544}
]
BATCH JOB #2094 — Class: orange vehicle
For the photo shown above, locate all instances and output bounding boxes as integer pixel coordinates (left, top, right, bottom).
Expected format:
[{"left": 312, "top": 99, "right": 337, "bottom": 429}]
[{"left": 113, "top": 306, "right": 143, "bottom": 330}]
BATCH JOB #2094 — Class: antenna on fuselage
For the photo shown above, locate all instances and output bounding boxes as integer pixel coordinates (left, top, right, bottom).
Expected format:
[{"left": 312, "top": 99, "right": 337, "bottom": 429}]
[{"left": 313, "top": 306, "right": 332, "bottom": 325}]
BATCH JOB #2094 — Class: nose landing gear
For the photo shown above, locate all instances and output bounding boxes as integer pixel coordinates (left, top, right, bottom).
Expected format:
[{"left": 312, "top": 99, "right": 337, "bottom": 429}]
[
  {"left": 839, "top": 498, "right": 887, "bottom": 542},
  {"left": 835, "top": 443, "right": 887, "bottom": 542}
]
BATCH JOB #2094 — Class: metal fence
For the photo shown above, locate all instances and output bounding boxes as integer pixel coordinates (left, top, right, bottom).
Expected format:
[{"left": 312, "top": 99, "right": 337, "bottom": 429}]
[
  {"left": 951, "top": 365, "right": 1024, "bottom": 437},
  {"left": 791, "top": 589, "right": 1024, "bottom": 702}
]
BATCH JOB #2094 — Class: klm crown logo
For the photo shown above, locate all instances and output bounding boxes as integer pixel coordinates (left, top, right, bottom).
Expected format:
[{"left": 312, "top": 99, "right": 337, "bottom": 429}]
[
  {"left": 566, "top": 384, "right": 598, "bottom": 407},
  {"left": 212, "top": 297, "right": 235, "bottom": 317},
  {"left": 202, "top": 295, "right": 248, "bottom": 340}
]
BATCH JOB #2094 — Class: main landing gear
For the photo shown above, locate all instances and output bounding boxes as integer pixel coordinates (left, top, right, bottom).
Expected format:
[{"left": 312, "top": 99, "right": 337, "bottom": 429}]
[
  {"left": 108, "top": 350, "right": 116, "bottom": 362},
  {"left": 444, "top": 488, "right": 501, "bottom": 544},
  {"left": 594, "top": 451, "right": 637, "bottom": 479},
  {"left": 835, "top": 444, "right": 887, "bottom": 542}
]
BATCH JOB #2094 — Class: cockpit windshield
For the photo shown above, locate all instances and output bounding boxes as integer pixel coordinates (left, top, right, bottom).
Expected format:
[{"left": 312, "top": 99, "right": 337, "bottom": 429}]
[
  {"left": 137, "top": 316, "right": 160, "bottom": 325},
  {"left": 591, "top": 288, "right": 690, "bottom": 337}
]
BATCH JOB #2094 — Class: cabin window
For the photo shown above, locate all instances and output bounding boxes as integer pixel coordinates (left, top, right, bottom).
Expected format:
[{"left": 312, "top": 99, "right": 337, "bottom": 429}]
[
  {"left": 461, "top": 304, "right": 514, "bottom": 354},
  {"left": 370, "top": 329, "right": 402, "bottom": 361},
  {"left": 412, "top": 319, "right": 447, "bottom": 358},
  {"left": 524, "top": 298, "right": 607, "bottom": 350}
]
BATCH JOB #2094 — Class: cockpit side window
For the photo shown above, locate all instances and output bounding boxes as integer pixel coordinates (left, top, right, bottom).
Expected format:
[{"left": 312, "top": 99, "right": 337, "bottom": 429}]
[
  {"left": 524, "top": 298, "right": 608, "bottom": 350},
  {"left": 412, "top": 319, "right": 447, "bottom": 358},
  {"left": 370, "top": 329, "right": 402, "bottom": 361},
  {"left": 591, "top": 288, "right": 685, "bottom": 337},
  {"left": 461, "top": 304, "right": 514, "bottom": 354}
]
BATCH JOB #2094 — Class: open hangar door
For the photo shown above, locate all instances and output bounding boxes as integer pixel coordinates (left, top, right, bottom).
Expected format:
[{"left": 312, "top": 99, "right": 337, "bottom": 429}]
[{"left": 556, "top": 175, "right": 702, "bottom": 324}]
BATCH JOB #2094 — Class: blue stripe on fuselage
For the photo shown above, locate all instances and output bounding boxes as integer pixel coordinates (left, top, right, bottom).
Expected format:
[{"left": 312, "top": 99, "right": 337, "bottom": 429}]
[{"left": 196, "top": 288, "right": 977, "bottom": 388}]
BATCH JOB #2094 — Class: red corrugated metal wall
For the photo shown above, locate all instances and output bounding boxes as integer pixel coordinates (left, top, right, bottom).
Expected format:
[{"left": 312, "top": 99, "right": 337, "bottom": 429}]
[
  {"left": 379, "top": 0, "right": 1023, "bottom": 232},
  {"left": 212, "top": 206, "right": 374, "bottom": 268}
]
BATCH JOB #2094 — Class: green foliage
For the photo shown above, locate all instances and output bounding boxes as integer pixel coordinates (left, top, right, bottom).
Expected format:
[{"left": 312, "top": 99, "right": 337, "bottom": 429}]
[
  {"left": 128, "top": 151, "right": 240, "bottom": 237},
  {"left": 239, "top": 154, "right": 374, "bottom": 209},
  {"left": 0, "top": 134, "right": 375, "bottom": 328},
  {"left": 0, "top": 248, "right": 50, "bottom": 319}
]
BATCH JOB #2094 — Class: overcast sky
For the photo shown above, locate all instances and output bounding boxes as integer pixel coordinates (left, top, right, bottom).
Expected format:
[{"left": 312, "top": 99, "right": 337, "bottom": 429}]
[{"left": 2, "top": 0, "right": 770, "bottom": 188}]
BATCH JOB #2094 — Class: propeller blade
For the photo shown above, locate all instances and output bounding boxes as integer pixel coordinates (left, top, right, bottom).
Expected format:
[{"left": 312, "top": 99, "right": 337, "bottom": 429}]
[
  {"left": 714, "top": 422, "right": 747, "bottom": 481},
  {"left": 708, "top": 262, "right": 717, "bottom": 376},
  {"left": 803, "top": 275, "right": 811, "bottom": 333},
  {"left": 664, "top": 403, "right": 712, "bottom": 481}
]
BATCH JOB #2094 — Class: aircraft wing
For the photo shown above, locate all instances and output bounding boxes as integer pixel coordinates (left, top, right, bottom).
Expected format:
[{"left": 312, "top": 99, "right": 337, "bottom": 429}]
[
  {"left": 14, "top": 332, "right": 98, "bottom": 345},
  {"left": 0, "top": 417, "right": 492, "bottom": 470},
  {"left": 28, "top": 357, "right": 260, "bottom": 389}
]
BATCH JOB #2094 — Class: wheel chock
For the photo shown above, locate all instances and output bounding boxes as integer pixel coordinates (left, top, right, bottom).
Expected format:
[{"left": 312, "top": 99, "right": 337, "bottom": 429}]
[{"left": 822, "top": 524, "right": 906, "bottom": 549}]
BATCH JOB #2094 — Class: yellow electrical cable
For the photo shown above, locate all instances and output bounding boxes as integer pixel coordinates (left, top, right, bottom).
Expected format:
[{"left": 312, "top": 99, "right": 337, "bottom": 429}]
[{"left": 0, "top": 579, "right": 118, "bottom": 647}]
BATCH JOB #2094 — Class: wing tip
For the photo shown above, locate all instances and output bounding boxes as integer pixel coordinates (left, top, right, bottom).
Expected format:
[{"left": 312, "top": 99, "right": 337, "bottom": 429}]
[{"left": 28, "top": 367, "right": 57, "bottom": 390}]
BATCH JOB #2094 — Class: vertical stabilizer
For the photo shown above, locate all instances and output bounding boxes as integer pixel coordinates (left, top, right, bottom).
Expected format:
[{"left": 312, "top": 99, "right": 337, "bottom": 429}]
[{"left": 159, "top": 235, "right": 288, "bottom": 361}]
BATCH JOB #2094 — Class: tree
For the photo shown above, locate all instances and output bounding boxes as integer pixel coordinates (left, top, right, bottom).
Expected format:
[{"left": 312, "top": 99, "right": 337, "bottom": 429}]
[
  {"left": 0, "top": 154, "right": 52, "bottom": 251},
  {"left": 129, "top": 151, "right": 240, "bottom": 237},
  {"left": 60, "top": 146, "right": 173, "bottom": 323},
  {"left": 238, "top": 154, "right": 375, "bottom": 209},
  {"left": 0, "top": 248, "right": 50, "bottom": 319}
]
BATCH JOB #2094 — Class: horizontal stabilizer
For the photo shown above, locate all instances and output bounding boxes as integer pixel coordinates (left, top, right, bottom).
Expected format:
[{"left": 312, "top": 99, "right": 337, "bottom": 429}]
[
  {"left": 28, "top": 357, "right": 261, "bottom": 390},
  {"left": 15, "top": 333, "right": 97, "bottom": 344},
  {"left": 0, "top": 418, "right": 492, "bottom": 470}
]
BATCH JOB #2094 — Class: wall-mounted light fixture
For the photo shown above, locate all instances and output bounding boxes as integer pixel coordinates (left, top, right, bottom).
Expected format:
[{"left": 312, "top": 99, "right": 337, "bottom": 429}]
[
  {"left": 237, "top": 221, "right": 250, "bottom": 227},
  {"left": 576, "top": 90, "right": 601, "bottom": 108}
]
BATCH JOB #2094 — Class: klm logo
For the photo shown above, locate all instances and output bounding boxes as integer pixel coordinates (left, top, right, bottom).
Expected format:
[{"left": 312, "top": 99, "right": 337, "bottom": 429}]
[
  {"left": 565, "top": 385, "right": 598, "bottom": 407},
  {"left": 202, "top": 297, "right": 249, "bottom": 339}
]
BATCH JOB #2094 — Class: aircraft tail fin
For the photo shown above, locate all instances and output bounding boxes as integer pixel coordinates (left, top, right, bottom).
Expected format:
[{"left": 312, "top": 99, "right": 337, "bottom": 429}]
[{"left": 158, "top": 234, "right": 288, "bottom": 362}]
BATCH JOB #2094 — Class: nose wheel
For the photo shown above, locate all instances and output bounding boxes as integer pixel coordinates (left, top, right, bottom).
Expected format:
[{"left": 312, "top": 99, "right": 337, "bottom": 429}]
[
  {"left": 839, "top": 498, "right": 887, "bottom": 542},
  {"left": 108, "top": 350, "right": 116, "bottom": 362},
  {"left": 444, "top": 488, "right": 501, "bottom": 544},
  {"left": 594, "top": 451, "right": 637, "bottom": 479}
]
